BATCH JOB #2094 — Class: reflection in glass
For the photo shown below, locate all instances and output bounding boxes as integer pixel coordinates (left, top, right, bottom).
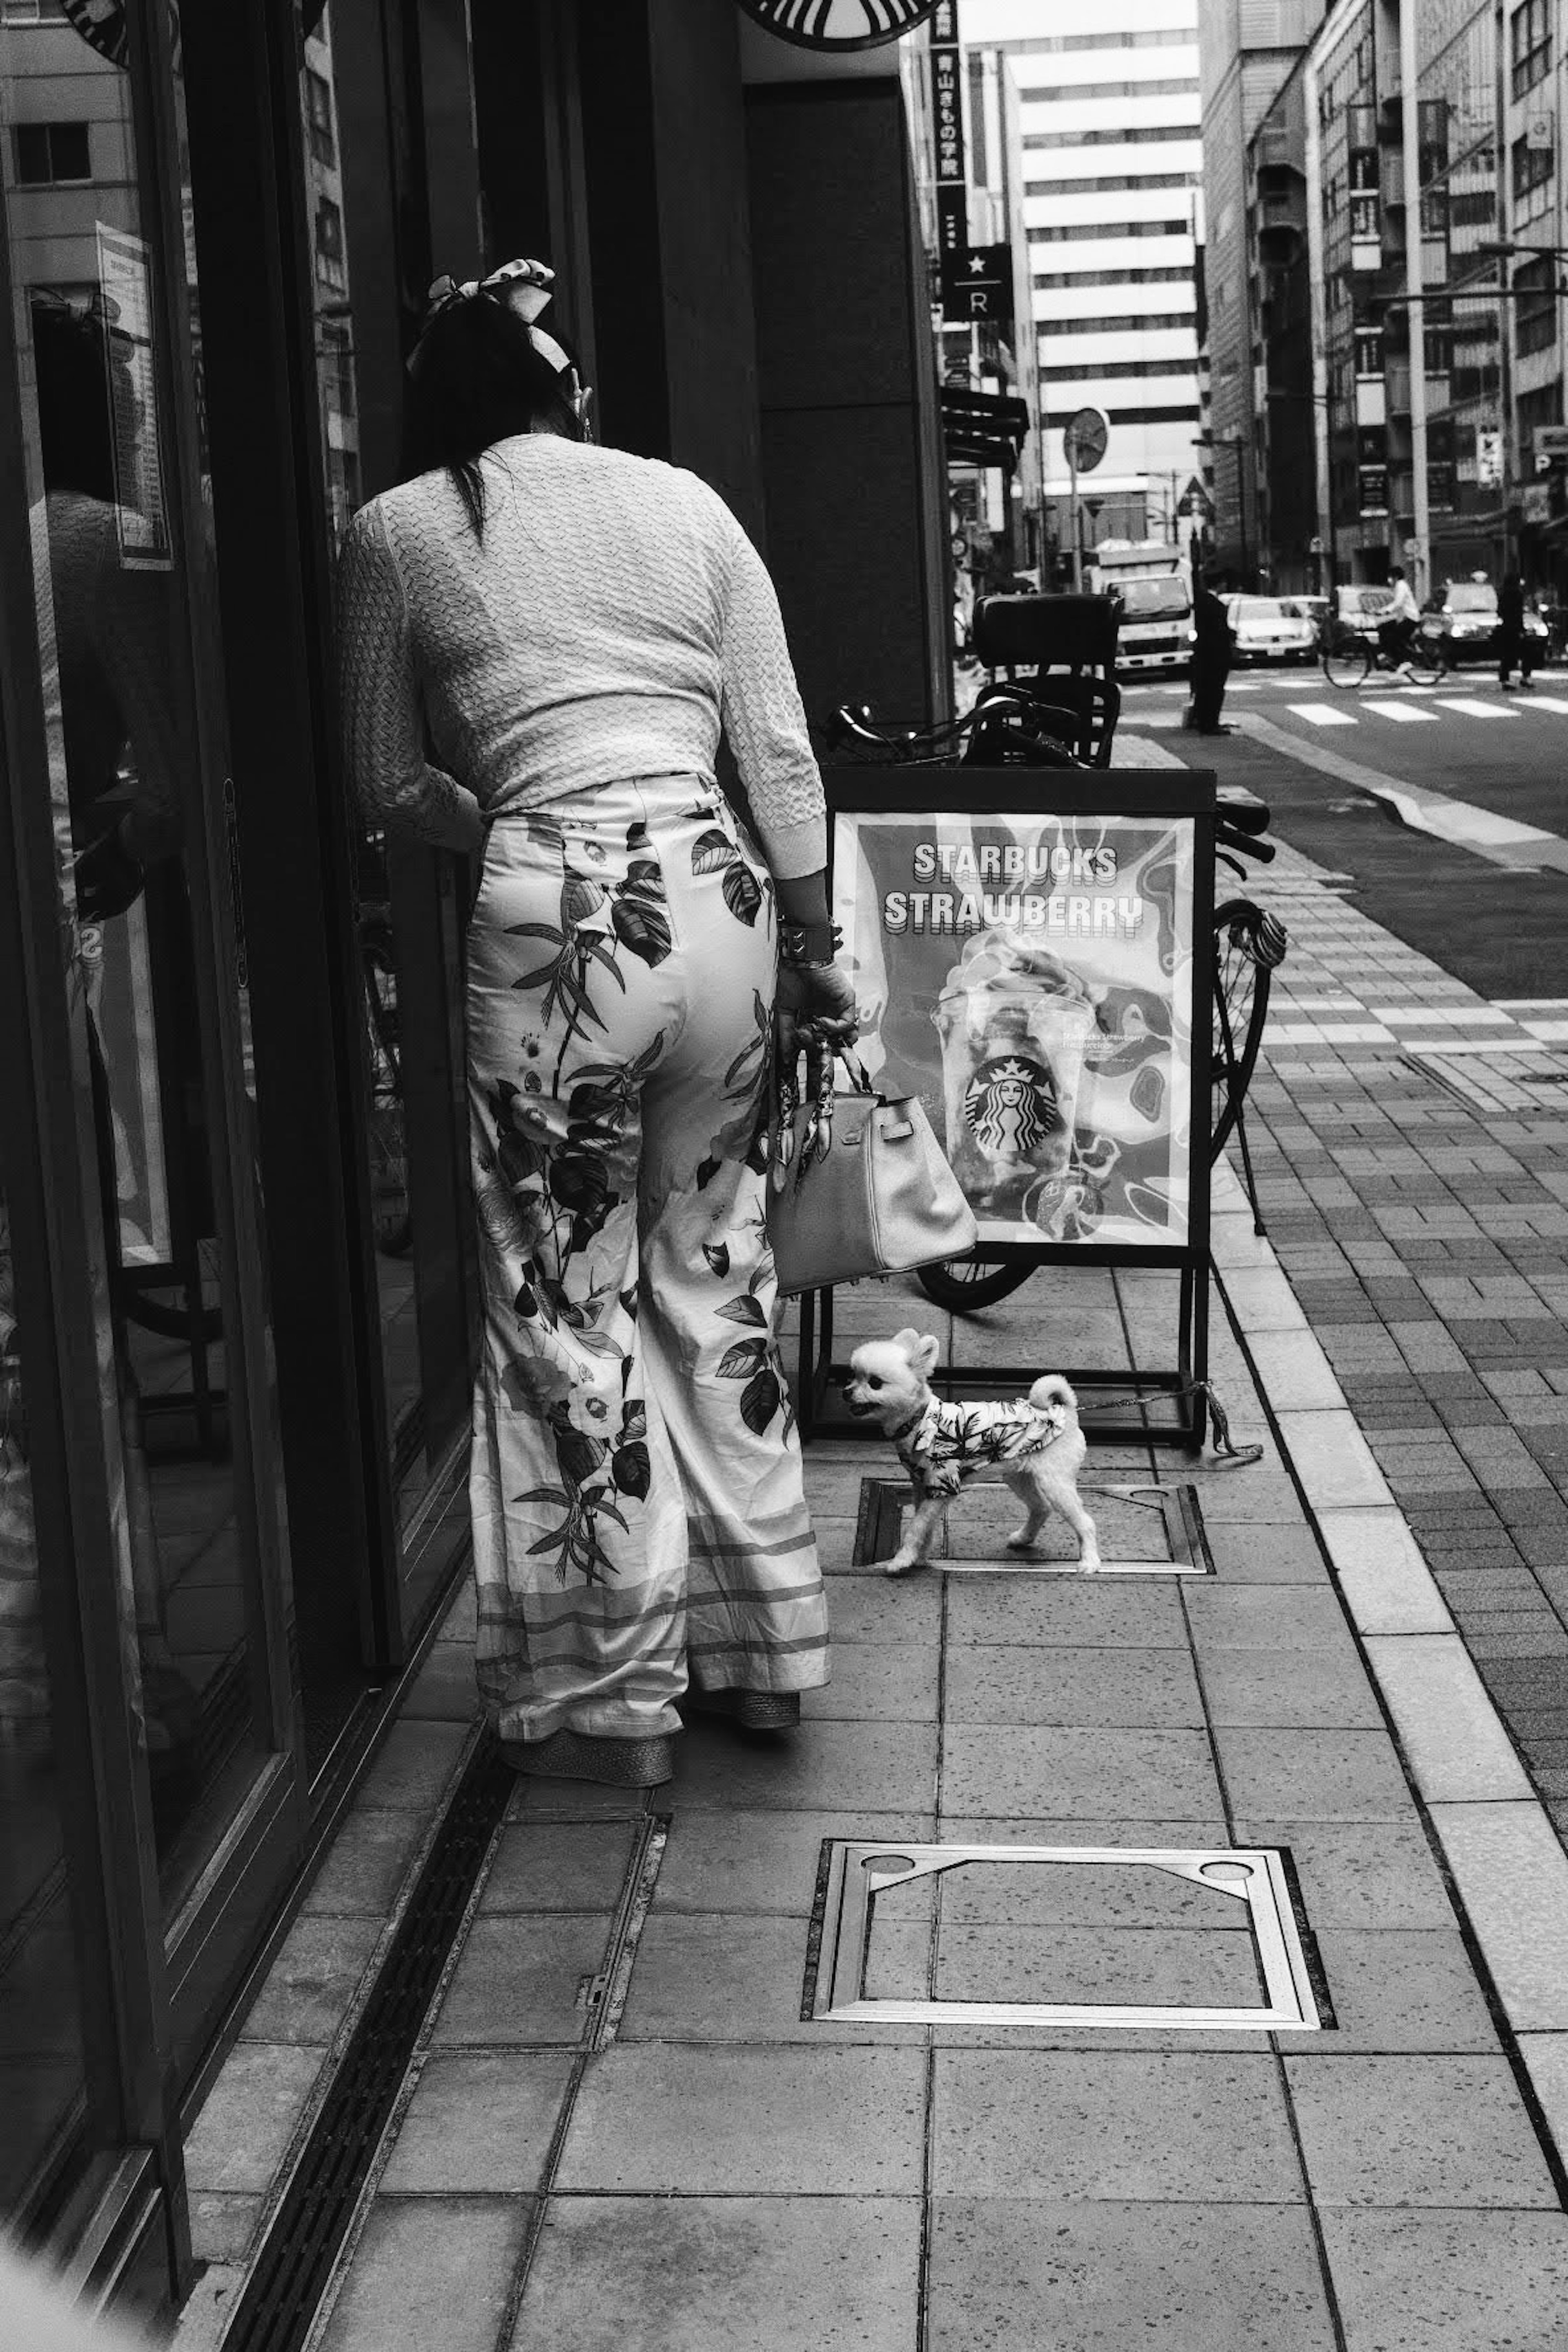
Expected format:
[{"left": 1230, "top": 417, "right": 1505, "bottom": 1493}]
[
  {"left": 298, "top": 5, "right": 472, "bottom": 1568},
  {"left": 3, "top": 9, "right": 268, "bottom": 1908},
  {"left": 0, "top": 1164, "right": 89, "bottom": 2212}
]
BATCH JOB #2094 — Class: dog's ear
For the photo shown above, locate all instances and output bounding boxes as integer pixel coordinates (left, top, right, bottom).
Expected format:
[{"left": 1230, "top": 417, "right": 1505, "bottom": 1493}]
[
  {"left": 910, "top": 1331, "right": 941, "bottom": 1377},
  {"left": 892, "top": 1327, "right": 924, "bottom": 1360}
]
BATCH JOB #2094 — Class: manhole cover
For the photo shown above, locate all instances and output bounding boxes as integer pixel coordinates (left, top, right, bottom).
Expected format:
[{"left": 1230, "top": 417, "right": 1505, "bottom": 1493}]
[
  {"left": 804, "top": 1842, "right": 1324, "bottom": 2032},
  {"left": 853, "top": 1478, "right": 1213, "bottom": 1575}
]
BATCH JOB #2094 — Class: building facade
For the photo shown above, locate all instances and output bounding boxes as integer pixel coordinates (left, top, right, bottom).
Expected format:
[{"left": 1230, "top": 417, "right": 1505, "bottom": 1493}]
[
  {"left": 0, "top": 0, "right": 950, "bottom": 2315},
  {"left": 1232, "top": 0, "right": 1568, "bottom": 597},
  {"left": 1197, "top": 0, "right": 1326, "bottom": 582},
  {"left": 963, "top": 0, "right": 1203, "bottom": 575}
]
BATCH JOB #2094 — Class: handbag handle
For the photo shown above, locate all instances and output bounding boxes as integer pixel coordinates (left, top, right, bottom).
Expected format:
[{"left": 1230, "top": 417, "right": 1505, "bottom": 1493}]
[{"left": 772, "top": 1049, "right": 879, "bottom": 1192}]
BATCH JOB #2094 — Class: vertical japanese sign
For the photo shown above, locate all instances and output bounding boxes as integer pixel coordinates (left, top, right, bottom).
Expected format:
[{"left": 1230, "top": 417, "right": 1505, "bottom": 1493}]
[
  {"left": 95, "top": 223, "right": 172, "bottom": 570},
  {"left": 929, "top": 0, "right": 967, "bottom": 313},
  {"left": 833, "top": 810, "right": 1197, "bottom": 1247}
]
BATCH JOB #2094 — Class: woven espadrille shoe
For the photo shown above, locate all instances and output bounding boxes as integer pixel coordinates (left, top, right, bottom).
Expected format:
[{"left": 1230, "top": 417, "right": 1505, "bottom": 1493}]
[
  {"left": 499, "top": 1728, "right": 675, "bottom": 1786},
  {"left": 682, "top": 1688, "right": 800, "bottom": 1733}
]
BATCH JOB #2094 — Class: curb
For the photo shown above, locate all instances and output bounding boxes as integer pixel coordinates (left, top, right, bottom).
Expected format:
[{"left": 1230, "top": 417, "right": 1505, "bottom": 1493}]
[{"left": 1210, "top": 1157, "right": 1568, "bottom": 2170}]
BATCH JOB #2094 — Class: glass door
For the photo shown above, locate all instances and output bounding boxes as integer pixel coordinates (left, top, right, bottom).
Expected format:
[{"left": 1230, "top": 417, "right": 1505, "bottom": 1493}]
[
  {"left": 0, "top": 0, "right": 301, "bottom": 2024},
  {"left": 295, "top": 1, "right": 478, "bottom": 1639}
]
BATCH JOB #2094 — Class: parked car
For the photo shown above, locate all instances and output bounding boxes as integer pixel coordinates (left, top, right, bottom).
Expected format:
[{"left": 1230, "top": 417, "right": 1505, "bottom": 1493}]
[
  {"left": 1333, "top": 583, "right": 1395, "bottom": 640},
  {"left": 1426, "top": 579, "right": 1550, "bottom": 669},
  {"left": 1222, "top": 593, "right": 1318, "bottom": 664}
]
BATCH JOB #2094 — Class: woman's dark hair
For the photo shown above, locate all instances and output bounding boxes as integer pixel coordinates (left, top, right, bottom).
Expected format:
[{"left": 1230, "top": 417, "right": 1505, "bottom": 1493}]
[
  {"left": 31, "top": 294, "right": 122, "bottom": 502},
  {"left": 402, "top": 293, "right": 587, "bottom": 536}
]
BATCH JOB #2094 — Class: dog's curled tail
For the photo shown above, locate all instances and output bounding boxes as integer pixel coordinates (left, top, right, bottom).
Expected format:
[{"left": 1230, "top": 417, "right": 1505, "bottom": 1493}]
[{"left": 1028, "top": 1374, "right": 1078, "bottom": 1414}]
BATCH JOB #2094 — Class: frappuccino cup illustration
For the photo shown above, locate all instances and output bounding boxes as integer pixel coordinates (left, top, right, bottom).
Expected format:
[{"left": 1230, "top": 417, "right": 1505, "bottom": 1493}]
[{"left": 933, "top": 928, "right": 1096, "bottom": 1227}]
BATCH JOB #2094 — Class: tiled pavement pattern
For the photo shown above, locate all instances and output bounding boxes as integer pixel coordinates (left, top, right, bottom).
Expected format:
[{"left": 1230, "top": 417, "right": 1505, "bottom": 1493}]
[
  {"left": 1247, "top": 844, "right": 1568, "bottom": 1839},
  {"left": 175, "top": 1257, "right": 1568, "bottom": 2352}
]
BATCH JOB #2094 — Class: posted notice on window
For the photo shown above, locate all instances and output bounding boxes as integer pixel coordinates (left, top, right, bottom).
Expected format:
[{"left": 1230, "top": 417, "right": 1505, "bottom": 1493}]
[{"left": 833, "top": 811, "right": 1196, "bottom": 1246}]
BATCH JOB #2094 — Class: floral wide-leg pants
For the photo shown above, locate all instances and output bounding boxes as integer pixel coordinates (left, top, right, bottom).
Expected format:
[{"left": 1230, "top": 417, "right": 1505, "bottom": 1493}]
[{"left": 466, "top": 775, "right": 829, "bottom": 1744}]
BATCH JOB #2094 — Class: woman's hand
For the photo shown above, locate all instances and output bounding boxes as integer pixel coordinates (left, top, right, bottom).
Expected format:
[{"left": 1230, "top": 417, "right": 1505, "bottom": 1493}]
[{"left": 776, "top": 959, "right": 859, "bottom": 1102}]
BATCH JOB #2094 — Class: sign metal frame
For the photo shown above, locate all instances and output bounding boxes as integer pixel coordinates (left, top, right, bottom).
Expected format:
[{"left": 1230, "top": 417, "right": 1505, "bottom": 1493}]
[{"left": 795, "top": 764, "right": 1218, "bottom": 1452}]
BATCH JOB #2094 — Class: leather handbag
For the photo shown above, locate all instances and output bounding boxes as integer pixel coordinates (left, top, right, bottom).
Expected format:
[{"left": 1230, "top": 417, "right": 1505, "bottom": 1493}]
[{"left": 766, "top": 1058, "right": 978, "bottom": 1297}]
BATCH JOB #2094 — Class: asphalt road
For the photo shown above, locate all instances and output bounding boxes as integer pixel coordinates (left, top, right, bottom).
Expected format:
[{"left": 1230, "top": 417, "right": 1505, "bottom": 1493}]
[{"left": 1120, "top": 666, "right": 1568, "bottom": 1001}]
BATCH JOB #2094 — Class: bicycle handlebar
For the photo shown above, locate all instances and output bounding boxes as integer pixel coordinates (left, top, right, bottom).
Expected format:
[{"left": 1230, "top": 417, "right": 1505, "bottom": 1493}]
[{"left": 1217, "top": 823, "right": 1276, "bottom": 864}]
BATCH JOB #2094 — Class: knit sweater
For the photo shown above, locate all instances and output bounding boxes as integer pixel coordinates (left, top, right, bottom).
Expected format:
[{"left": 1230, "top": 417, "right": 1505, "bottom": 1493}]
[{"left": 336, "top": 435, "right": 827, "bottom": 878}]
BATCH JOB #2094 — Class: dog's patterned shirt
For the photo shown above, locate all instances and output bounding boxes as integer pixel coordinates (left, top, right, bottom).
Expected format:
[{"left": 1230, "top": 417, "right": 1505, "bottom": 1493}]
[{"left": 896, "top": 1395, "right": 1068, "bottom": 1500}]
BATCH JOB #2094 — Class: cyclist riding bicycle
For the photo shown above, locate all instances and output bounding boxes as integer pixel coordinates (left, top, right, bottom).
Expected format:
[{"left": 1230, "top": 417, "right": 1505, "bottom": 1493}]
[{"left": 1376, "top": 566, "right": 1421, "bottom": 677}]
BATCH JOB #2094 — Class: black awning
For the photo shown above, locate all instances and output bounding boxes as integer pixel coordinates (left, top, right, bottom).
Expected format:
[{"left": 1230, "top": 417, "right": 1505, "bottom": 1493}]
[
  {"left": 942, "top": 387, "right": 1029, "bottom": 476},
  {"left": 942, "top": 386, "right": 1029, "bottom": 439}
]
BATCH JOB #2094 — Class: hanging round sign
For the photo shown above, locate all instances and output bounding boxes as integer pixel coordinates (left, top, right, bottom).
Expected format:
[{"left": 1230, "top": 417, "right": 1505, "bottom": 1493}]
[
  {"left": 1064, "top": 408, "right": 1109, "bottom": 473},
  {"left": 59, "top": 0, "right": 129, "bottom": 65},
  {"left": 737, "top": 0, "right": 944, "bottom": 52}
]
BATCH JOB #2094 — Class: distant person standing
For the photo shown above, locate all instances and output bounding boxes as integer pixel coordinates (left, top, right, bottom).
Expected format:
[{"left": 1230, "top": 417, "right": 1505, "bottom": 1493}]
[
  {"left": 1189, "top": 568, "right": 1235, "bottom": 735},
  {"left": 1498, "top": 568, "right": 1533, "bottom": 688}
]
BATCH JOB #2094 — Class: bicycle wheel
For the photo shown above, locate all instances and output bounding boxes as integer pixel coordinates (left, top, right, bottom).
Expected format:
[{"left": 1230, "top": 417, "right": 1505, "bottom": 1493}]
[
  {"left": 916, "top": 1257, "right": 1034, "bottom": 1312},
  {"left": 1211, "top": 899, "right": 1287, "bottom": 1161},
  {"left": 1405, "top": 626, "right": 1445, "bottom": 687},
  {"left": 1320, "top": 626, "right": 1370, "bottom": 689},
  {"left": 120, "top": 1281, "right": 224, "bottom": 1344}
]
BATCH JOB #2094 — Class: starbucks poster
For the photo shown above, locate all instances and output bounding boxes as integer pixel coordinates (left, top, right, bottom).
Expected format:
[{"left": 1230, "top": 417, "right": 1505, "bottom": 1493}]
[{"left": 831, "top": 810, "right": 1196, "bottom": 1246}]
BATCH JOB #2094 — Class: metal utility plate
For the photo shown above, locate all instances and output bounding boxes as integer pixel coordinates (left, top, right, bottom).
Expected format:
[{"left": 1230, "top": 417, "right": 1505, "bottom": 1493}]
[
  {"left": 804, "top": 1842, "right": 1323, "bottom": 2032},
  {"left": 853, "top": 1477, "right": 1214, "bottom": 1577}
]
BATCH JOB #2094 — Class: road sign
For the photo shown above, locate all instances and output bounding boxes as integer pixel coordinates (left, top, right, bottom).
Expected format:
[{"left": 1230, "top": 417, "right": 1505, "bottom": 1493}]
[
  {"left": 940, "top": 241, "right": 1014, "bottom": 328},
  {"left": 1064, "top": 408, "right": 1108, "bottom": 473}
]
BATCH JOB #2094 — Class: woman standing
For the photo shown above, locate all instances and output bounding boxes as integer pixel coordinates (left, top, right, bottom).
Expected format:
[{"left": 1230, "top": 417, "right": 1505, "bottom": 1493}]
[{"left": 337, "top": 261, "right": 855, "bottom": 1787}]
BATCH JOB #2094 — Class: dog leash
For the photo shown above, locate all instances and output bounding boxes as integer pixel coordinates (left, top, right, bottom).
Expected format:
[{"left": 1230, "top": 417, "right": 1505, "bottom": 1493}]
[{"left": 1070, "top": 1379, "right": 1265, "bottom": 1474}]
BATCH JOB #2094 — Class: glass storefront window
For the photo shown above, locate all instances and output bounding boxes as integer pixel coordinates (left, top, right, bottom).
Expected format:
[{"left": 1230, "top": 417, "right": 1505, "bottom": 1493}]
[
  {"left": 2, "top": 5, "right": 286, "bottom": 1918},
  {"left": 0, "top": 1166, "right": 89, "bottom": 2215},
  {"left": 296, "top": 4, "right": 476, "bottom": 1619}
]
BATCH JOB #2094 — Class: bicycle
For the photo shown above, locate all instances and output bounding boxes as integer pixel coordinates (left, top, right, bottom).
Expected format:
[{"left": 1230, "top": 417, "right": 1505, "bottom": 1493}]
[
  {"left": 824, "top": 696, "right": 1288, "bottom": 1310},
  {"left": 1319, "top": 613, "right": 1445, "bottom": 690}
]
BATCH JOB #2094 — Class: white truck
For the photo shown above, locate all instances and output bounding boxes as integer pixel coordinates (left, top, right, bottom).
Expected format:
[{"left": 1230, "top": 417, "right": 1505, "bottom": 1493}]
[{"left": 1087, "top": 540, "right": 1193, "bottom": 675}]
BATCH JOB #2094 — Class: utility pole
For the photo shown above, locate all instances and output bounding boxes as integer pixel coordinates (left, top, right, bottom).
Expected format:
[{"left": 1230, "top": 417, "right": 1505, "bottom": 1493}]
[
  {"left": 1398, "top": 0, "right": 1431, "bottom": 600},
  {"left": 1069, "top": 441, "right": 1081, "bottom": 590}
]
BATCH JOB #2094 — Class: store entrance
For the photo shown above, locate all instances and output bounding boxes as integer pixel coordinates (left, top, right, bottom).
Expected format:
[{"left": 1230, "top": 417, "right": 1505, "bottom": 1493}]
[{"left": 0, "top": 0, "right": 305, "bottom": 2203}]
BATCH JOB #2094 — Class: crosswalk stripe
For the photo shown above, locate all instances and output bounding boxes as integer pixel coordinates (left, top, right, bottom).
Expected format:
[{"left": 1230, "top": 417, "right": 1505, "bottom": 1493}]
[
  {"left": 1520, "top": 694, "right": 1568, "bottom": 713},
  {"left": 1435, "top": 697, "right": 1517, "bottom": 718},
  {"left": 1285, "top": 702, "right": 1358, "bottom": 727},
  {"left": 1361, "top": 699, "right": 1439, "bottom": 723}
]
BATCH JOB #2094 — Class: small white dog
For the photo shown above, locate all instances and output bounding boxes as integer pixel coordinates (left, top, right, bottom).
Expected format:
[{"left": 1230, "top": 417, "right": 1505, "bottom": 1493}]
[{"left": 846, "top": 1327, "right": 1100, "bottom": 1577}]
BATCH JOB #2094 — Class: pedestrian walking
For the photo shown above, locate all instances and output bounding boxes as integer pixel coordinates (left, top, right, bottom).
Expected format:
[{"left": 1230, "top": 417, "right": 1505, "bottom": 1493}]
[
  {"left": 1498, "top": 568, "right": 1533, "bottom": 688},
  {"left": 1188, "top": 567, "right": 1234, "bottom": 734},
  {"left": 337, "top": 259, "right": 854, "bottom": 1788}
]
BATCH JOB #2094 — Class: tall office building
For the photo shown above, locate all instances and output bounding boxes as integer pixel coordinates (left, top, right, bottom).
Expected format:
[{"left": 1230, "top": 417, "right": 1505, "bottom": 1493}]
[
  {"left": 962, "top": 0, "right": 1203, "bottom": 567},
  {"left": 1198, "top": 0, "right": 1327, "bottom": 577}
]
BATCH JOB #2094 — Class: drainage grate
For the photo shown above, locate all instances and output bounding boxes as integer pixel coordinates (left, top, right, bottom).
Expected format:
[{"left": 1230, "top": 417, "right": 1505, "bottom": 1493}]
[
  {"left": 1404, "top": 1047, "right": 1568, "bottom": 1118},
  {"left": 222, "top": 1737, "right": 516, "bottom": 2352},
  {"left": 852, "top": 1476, "right": 1213, "bottom": 1576},
  {"left": 804, "top": 1841, "right": 1326, "bottom": 2032}
]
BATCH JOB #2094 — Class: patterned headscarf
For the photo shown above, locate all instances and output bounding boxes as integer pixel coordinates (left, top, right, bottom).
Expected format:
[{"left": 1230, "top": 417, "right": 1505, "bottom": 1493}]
[{"left": 410, "top": 257, "right": 589, "bottom": 419}]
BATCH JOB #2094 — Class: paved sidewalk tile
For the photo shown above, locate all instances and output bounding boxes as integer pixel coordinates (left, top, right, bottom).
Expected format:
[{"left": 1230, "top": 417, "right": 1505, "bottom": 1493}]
[
  {"left": 1285, "top": 2053, "right": 1559, "bottom": 2207},
  {"left": 930, "top": 2051, "right": 1303, "bottom": 2201},
  {"left": 555, "top": 2047, "right": 928, "bottom": 2195},
  {"left": 926, "top": 2198, "right": 1338, "bottom": 2351},
  {"left": 379, "top": 2051, "right": 575, "bottom": 2193},
  {"left": 512, "top": 2197, "right": 922, "bottom": 2352},
  {"left": 319, "top": 2196, "right": 530, "bottom": 2352},
  {"left": 1318, "top": 2209, "right": 1568, "bottom": 2352}
]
